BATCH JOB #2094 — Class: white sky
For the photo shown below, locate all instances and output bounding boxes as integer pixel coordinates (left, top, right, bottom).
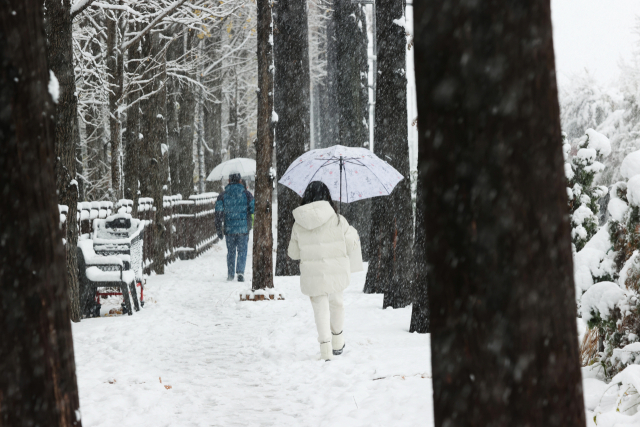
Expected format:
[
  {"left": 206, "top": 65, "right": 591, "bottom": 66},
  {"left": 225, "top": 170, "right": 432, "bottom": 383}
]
[{"left": 551, "top": 0, "right": 640, "bottom": 87}]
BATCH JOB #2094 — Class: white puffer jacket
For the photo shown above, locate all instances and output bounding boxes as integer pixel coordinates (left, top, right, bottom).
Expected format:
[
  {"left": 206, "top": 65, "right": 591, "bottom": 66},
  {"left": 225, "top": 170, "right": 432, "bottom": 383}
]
[{"left": 287, "top": 201, "right": 363, "bottom": 297}]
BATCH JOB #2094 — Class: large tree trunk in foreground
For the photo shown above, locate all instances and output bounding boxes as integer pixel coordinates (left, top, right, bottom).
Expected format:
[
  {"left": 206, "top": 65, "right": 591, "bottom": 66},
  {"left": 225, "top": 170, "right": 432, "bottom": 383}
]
[
  {"left": 274, "top": 0, "right": 310, "bottom": 276},
  {"left": 0, "top": 1, "right": 82, "bottom": 424},
  {"left": 252, "top": 0, "right": 275, "bottom": 290},
  {"left": 364, "top": 0, "right": 412, "bottom": 309},
  {"left": 44, "top": 0, "right": 81, "bottom": 322},
  {"left": 413, "top": 2, "right": 586, "bottom": 426}
]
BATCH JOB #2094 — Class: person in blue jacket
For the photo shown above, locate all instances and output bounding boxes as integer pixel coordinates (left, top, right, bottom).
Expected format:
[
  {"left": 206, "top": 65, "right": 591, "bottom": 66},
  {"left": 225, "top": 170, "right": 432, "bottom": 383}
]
[{"left": 215, "top": 172, "right": 255, "bottom": 282}]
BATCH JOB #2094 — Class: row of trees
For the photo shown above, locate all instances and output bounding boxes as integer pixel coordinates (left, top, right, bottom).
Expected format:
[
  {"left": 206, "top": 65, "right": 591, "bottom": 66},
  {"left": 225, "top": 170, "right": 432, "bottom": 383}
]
[
  {"left": 46, "top": 0, "right": 258, "bottom": 322},
  {"left": 3, "top": 0, "right": 587, "bottom": 425},
  {"left": 41, "top": 0, "right": 427, "bottom": 333},
  {"left": 256, "top": 0, "right": 429, "bottom": 334}
]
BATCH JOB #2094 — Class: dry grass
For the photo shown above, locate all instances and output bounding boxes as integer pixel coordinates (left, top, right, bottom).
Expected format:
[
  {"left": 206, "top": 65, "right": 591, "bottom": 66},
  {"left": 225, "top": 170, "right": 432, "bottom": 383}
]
[{"left": 580, "top": 328, "right": 599, "bottom": 367}]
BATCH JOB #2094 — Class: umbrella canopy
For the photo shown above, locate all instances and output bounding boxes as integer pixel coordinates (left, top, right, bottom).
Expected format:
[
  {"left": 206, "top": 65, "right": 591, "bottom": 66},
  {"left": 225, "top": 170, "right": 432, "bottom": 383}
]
[
  {"left": 206, "top": 158, "right": 256, "bottom": 181},
  {"left": 278, "top": 145, "right": 404, "bottom": 204}
]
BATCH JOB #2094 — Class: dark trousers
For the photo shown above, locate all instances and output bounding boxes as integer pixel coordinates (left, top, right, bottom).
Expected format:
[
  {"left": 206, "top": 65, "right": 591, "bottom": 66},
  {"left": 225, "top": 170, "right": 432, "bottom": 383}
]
[{"left": 226, "top": 233, "right": 249, "bottom": 277}]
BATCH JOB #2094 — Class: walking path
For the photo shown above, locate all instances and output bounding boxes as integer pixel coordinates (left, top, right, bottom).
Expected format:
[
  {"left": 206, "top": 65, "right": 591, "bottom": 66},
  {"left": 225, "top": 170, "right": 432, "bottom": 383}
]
[{"left": 72, "top": 232, "right": 433, "bottom": 426}]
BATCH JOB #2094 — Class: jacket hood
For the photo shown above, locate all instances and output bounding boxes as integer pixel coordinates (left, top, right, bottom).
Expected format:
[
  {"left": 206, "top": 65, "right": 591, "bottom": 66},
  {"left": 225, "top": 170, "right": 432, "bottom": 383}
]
[{"left": 293, "top": 201, "right": 336, "bottom": 230}]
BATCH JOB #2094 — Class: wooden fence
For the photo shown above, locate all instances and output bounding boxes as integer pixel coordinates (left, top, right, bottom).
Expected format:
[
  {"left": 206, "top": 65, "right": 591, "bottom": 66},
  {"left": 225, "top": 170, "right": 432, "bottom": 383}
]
[{"left": 59, "top": 192, "right": 219, "bottom": 274}]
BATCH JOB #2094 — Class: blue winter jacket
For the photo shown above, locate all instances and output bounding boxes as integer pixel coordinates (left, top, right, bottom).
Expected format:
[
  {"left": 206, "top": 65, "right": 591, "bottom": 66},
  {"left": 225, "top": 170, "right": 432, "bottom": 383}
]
[{"left": 215, "top": 183, "right": 255, "bottom": 235}]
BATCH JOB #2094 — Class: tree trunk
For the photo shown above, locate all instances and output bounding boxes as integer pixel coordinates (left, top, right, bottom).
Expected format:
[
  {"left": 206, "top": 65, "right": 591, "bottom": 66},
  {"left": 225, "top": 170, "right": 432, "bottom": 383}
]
[
  {"left": 0, "top": 1, "right": 82, "bottom": 424},
  {"left": 44, "top": 0, "right": 81, "bottom": 322},
  {"left": 363, "top": 0, "right": 412, "bottom": 310},
  {"left": 253, "top": 0, "right": 275, "bottom": 291},
  {"left": 409, "top": 177, "right": 428, "bottom": 333},
  {"left": 413, "top": 1, "right": 586, "bottom": 425},
  {"left": 273, "top": 0, "right": 310, "bottom": 276},
  {"left": 203, "top": 98, "right": 223, "bottom": 192},
  {"left": 107, "top": 5, "right": 123, "bottom": 200},
  {"left": 166, "top": 34, "right": 181, "bottom": 195},
  {"left": 329, "top": 0, "right": 371, "bottom": 264},
  {"left": 204, "top": 26, "right": 223, "bottom": 193},
  {"left": 84, "top": 32, "right": 106, "bottom": 200},
  {"left": 176, "top": 31, "right": 197, "bottom": 198},
  {"left": 141, "top": 31, "right": 167, "bottom": 274},
  {"left": 74, "top": 114, "right": 85, "bottom": 202},
  {"left": 123, "top": 22, "right": 141, "bottom": 214}
]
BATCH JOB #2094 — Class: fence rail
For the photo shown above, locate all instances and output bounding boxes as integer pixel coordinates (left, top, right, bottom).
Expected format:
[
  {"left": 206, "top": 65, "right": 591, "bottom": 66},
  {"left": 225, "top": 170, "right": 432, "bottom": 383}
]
[{"left": 59, "top": 192, "right": 219, "bottom": 275}]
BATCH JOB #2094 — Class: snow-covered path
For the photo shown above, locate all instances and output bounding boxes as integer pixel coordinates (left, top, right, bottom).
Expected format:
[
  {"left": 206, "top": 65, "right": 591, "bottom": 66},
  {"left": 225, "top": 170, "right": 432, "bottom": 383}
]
[{"left": 72, "top": 232, "right": 433, "bottom": 426}]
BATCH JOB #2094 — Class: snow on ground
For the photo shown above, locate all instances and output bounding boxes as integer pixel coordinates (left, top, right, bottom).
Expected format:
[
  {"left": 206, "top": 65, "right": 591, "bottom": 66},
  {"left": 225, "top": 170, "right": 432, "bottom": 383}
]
[{"left": 72, "top": 231, "right": 433, "bottom": 426}]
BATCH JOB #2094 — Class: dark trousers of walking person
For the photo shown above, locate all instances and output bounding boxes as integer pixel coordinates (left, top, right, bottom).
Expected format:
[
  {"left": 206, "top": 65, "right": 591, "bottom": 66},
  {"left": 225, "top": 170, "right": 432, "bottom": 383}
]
[{"left": 226, "top": 233, "right": 249, "bottom": 278}]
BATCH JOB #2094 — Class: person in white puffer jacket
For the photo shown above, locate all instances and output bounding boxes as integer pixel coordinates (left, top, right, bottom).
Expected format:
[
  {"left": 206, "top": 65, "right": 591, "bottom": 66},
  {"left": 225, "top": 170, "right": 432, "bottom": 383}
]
[{"left": 287, "top": 181, "right": 363, "bottom": 361}]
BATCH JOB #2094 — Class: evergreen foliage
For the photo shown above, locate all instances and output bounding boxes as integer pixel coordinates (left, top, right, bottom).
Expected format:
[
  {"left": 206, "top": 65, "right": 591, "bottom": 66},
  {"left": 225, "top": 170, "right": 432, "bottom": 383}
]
[{"left": 565, "top": 130, "right": 610, "bottom": 251}]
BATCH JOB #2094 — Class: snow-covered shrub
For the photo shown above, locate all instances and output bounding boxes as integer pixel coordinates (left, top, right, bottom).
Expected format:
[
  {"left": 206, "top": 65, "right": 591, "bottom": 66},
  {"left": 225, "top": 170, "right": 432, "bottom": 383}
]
[
  {"left": 565, "top": 129, "right": 610, "bottom": 251},
  {"left": 591, "top": 365, "right": 640, "bottom": 424},
  {"left": 611, "top": 342, "right": 640, "bottom": 374},
  {"left": 580, "top": 281, "right": 626, "bottom": 330}
]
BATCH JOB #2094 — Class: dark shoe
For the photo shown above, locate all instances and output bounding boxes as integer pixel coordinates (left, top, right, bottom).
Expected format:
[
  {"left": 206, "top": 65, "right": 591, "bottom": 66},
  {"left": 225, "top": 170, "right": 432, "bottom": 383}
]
[
  {"left": 227, "top": 275, "right": 234, "bottom": 281},
  {"left": 332, "top": 331, "right": 345, "bottom": 355},
  {"left": 237, "top": 274, "right": 244, "bottom": 282}
]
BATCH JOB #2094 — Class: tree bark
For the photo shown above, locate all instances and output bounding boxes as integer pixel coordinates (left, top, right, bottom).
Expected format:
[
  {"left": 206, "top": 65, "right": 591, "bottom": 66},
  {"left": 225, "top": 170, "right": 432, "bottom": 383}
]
[
  {"left": 74, "top": 114, "right": 85, "bottom": 202},
  {"left": 363, "top": 0, "right": 412, "bottom": 309},
  {"left": 84, "top": 31, "right": 107, "bottom": 200},
  {"left": 381, "top": 0, "right": 412, "bottom": 308},
  {"left": 44, "top": 0, "right": 81, "bottom": 322},
  {"left": 329, "top": 0, "right": 371, "bottom": 264},
  {"left": 141, "top": 31, "right": 167, "bottom": 274},
  {"left": 413, "top": 1, "right": 586, "bottom": 425},
  {"left": 332, "top": 0, "right": 368, "bottom": 149},
  {"left": 203, "top": 98, "right": 222, "bottom": 192},
  {"left": 123, "top": 21, "right": 141, "bottom": 214},
  {"left": 273, "top": 0, "right": 310, "bottom": 276},
  {"left": 107, "top": 5, "right": 123, "bottom": 200},
  {"left": 253, "top": 0, "right": 275, "bottom": 290},
  {"left": 204, "top": 26, "right": 223, "bottom": 193},
  {"left": 176, "top": 30, "right": 198, "bottom": 198},
  {"left": 0, "top": 1, "right": 82, "bottom": 424},
  {"left": 166, "top": 36, "right": 181, "bottom": 195},
  {"left": 409, "top": 178, "right": 429, "bottom": 333}
]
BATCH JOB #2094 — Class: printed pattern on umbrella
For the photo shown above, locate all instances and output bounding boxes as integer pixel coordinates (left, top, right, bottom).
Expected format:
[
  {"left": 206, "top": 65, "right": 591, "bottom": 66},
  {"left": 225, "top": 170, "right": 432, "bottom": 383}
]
[{"left": 278, "top": 145, "right": 404, "bottom": 203}]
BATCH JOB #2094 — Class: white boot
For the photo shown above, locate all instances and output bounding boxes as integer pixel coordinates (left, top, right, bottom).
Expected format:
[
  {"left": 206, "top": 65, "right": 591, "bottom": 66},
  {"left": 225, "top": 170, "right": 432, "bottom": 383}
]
[
  {"left": 320, "top": 342, "right": 333, "bottom": 361},
  {"left": 332, "top": 331, "right": 345, "bottom": 355}
]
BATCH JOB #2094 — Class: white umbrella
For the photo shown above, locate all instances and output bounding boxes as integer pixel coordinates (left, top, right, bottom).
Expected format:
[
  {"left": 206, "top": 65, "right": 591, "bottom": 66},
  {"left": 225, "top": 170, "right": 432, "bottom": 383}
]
[
  {"left": 278, "top": 145, "right": 404, "bottom": 210},
  {"left": 206, "top": 158, "right": 256, "bottom": 181}
]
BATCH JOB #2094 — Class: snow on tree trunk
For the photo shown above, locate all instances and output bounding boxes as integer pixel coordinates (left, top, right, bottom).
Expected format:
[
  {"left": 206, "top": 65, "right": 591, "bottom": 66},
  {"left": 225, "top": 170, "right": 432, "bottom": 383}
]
[
  {"left": 273, "top": 0, "right": 310, "bottom": 276},
  {"left": 413, "top": 1, "right": 586, "bottom": 425},
  {"left": 45, "top": 0, "right": 81, "bottom": 322},
  {"left": 0, "top": 1, "right": 83, "bottom": 422},
  {"left": 252, "top": 0, "right": 275, "bottom": 291}
]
